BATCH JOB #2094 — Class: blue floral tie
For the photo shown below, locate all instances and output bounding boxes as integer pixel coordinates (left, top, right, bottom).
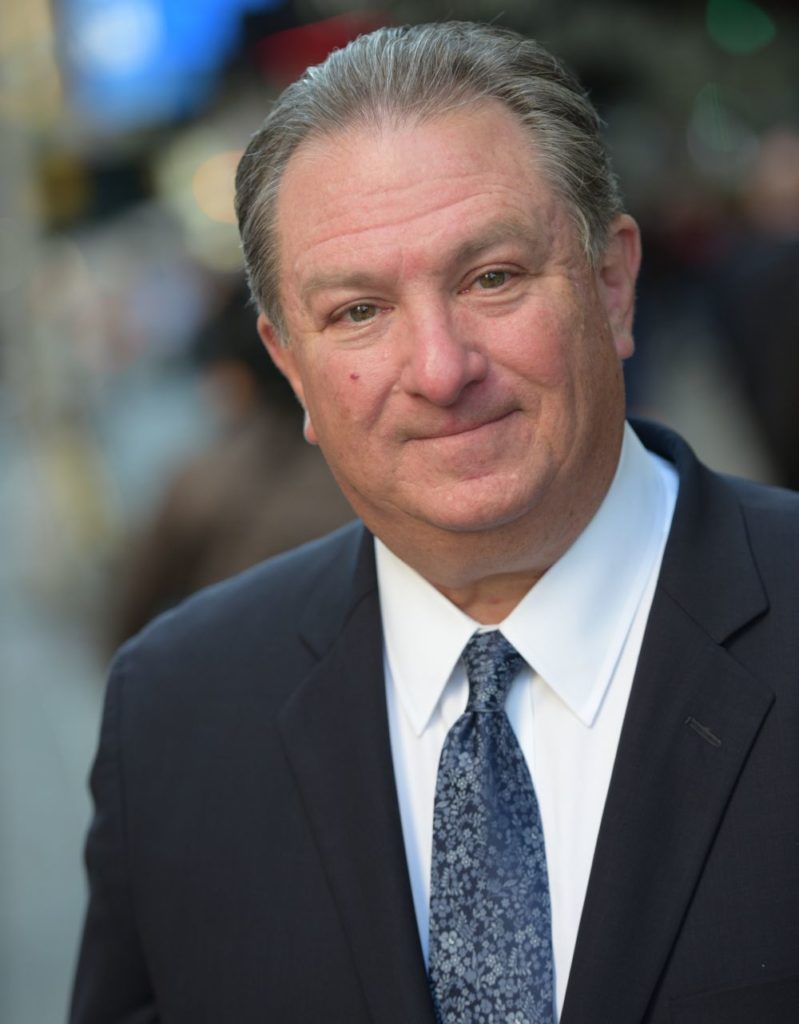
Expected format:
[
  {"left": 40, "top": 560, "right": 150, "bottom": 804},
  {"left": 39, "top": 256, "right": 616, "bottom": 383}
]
[{"left": 428, "top": 631, "right": 555, "bottom": 1024}]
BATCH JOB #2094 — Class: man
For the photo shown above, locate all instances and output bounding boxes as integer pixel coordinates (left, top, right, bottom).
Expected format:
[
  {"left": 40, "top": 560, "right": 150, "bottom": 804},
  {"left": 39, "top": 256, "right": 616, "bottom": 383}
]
[{"left": 70, "top": 22, "right": 799, "bottom": 1024}]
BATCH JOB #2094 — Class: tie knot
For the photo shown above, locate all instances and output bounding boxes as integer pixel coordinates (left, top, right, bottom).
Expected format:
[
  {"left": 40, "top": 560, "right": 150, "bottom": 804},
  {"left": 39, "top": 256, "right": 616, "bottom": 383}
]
[{"left": 462, "top": 631, "right": 525, "bottom": 712}]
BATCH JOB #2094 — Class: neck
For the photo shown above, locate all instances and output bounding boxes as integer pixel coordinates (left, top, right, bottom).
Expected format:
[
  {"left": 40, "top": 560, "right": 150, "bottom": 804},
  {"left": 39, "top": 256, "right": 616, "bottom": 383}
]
[{"left": 434, "top": 569, "right": 544, "bottom": 624}]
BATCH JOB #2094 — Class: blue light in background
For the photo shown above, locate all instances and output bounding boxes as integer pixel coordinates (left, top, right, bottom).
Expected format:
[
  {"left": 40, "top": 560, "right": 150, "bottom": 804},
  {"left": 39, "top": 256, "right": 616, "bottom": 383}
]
[{"left": 62, "top": 0, "right": 284, "bottom": 128}]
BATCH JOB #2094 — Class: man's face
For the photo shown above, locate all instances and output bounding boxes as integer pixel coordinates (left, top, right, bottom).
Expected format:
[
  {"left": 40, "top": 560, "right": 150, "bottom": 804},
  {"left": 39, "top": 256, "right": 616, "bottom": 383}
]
[{"left": 260, "top": 101, "right": 640, "bottom": 556}]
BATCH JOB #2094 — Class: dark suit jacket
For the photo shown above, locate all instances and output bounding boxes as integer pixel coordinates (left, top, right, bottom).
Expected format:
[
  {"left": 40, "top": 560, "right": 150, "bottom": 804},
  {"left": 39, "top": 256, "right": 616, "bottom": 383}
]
[{"left": 70, "top": 421, "right": 799, "bottom": 1023}]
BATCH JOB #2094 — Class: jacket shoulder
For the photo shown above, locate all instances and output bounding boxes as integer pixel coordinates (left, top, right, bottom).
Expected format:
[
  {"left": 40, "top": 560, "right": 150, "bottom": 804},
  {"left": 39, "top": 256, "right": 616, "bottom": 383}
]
[
  {"left": 725, "top": 472, "right": 799, "bottom": 520},
  {"left": 726, "top": 474, "right": 799, "bottom": 588},
  {"left": 111, "top": 520, "right": 367, "bottom": 708}
]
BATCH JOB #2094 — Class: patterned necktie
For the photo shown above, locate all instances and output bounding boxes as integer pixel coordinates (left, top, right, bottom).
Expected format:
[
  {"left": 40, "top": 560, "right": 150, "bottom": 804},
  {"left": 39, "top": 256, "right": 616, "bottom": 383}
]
[{"left": 428, "top": 631, "right": 555, "bottom": 1024}]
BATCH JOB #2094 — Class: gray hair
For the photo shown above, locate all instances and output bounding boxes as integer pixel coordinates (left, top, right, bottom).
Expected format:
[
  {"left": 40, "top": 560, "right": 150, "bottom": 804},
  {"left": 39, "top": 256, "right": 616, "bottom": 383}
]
[{"left": 235, "top": 21, "right": 623, "bottom": 339}]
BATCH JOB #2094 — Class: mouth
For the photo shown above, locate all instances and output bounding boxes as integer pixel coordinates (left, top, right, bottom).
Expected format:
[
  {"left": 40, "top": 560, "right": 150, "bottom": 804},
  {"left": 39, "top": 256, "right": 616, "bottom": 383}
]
[{"left": 413, "top": 410, "right": 516, "bottom": 441}]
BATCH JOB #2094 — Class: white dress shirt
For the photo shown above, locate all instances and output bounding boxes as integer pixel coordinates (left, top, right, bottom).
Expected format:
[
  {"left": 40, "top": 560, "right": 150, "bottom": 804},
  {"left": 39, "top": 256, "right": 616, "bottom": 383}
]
[{"left": 377, "top": 422, "right": 678, "bottom": 1018}]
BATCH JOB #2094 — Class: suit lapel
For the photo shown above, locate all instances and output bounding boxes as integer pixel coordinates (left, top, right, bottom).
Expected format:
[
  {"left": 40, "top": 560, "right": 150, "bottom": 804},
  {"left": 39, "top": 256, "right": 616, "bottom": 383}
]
[
  {"left": 277, "top": 530, "right": 436, "bottom": 1024},
  {"left": 561, "top": 423, "right": 774, "bottom": 1024}
]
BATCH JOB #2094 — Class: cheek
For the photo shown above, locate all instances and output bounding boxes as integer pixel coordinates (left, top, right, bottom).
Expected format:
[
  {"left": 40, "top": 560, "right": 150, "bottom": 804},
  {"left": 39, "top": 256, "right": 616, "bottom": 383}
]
[
  {"left": 532, "top": 289, "right": 614, "bottom": 382},
  {"left": 303, "top": 349, "right": 391, "bottom": 438},
  {"left": 490, "top": 305, "right": 577, "bottom": 391}
]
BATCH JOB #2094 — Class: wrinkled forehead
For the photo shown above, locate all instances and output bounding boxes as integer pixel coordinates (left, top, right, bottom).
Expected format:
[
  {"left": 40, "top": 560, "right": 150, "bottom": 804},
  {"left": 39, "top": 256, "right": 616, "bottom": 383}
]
[{"left": 274, "top": 99, "right": 557, "bottom": 248}]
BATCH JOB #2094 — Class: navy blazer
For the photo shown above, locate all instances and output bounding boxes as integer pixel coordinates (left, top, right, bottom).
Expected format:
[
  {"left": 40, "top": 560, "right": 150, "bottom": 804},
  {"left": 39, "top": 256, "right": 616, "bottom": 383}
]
[{"left": 70, "top": 422, "right": 799, "bottom": 1023}]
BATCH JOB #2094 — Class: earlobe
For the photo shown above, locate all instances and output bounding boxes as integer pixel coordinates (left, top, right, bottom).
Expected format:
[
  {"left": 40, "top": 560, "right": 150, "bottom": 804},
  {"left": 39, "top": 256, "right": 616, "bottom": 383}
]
[
  {"left": 302, "top": 409, "right": 319, "bottom": 445},
  {"left": 599, "top": 214, "right": 641, "bottom": 360}
]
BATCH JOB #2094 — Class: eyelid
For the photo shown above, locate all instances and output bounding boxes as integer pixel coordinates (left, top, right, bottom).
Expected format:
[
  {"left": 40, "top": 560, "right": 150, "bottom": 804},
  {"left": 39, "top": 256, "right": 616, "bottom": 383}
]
[
  {"left": 461, "top": 265, "right": 520, "bottom": 292},
  {"left": 329, "top": 299, "right": 386, "bottom": 326}
]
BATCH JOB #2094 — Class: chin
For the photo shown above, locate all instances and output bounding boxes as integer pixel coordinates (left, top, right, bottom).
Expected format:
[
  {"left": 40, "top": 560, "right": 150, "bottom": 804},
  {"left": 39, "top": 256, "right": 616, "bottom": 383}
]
[{"left": 415, "top": 493, "right": 539, "bottom": 537}]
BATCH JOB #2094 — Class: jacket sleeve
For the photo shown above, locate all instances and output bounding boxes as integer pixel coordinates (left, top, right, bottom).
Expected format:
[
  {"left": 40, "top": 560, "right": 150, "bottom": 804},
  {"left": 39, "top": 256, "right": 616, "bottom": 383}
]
[{"left": 69, "top": 650, "right": 160, "bottom": 1024}]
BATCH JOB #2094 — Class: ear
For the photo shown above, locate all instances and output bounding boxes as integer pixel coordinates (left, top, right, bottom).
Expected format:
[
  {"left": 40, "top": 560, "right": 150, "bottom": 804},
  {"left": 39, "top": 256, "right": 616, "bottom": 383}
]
[
  {"left": 597, "top": 214, "right": 641, "bottom": 360},
  {"left": 256, "top": 313, "right": 319, "bottom": 445}
]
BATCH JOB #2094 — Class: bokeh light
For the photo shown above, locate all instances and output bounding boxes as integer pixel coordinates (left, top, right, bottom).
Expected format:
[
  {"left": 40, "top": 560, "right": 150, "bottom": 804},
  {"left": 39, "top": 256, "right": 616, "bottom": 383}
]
[
  {"left": 706, "top": 0, "right": 776, "bottom": 56},
  {"left": 191, "top": 149, "right": 243, "bottom": 226}
]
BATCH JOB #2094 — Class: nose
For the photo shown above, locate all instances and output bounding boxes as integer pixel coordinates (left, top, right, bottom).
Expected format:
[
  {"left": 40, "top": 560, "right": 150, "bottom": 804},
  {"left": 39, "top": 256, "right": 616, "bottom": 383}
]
[{"left": 399, "top": 304, "right": 488, "bottom": 406}]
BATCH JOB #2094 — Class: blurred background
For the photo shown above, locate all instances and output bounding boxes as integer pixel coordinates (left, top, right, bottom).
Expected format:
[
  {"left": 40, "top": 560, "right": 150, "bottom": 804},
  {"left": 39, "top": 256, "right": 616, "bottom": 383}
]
[{"left": 0, "top": 0, "right": 797, "bottom": 1019}]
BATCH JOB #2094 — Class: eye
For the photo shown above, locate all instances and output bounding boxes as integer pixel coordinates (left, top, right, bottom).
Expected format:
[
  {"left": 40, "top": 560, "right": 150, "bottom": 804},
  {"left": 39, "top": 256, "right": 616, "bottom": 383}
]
[
  {"left": 345, "top": 303, "right": 379, "bottom": 323},
  {"left": 475, "top": 270, "right": 509, "bottom": 289}
]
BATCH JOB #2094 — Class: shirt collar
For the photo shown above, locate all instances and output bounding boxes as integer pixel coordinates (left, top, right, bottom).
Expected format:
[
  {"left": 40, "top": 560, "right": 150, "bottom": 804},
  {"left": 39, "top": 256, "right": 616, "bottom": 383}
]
[
  {"left": 376, "top": 422, "right": 675, "bottom": 734},
  {"left": 376, "top": 539, "right": 479, "bottom": 736}
]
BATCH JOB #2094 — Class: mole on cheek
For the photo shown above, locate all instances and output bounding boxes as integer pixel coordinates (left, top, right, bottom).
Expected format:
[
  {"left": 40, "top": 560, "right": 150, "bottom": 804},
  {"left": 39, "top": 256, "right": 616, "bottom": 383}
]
[{"left": 349, "top": 373, "right": 360, "bottom": 381}]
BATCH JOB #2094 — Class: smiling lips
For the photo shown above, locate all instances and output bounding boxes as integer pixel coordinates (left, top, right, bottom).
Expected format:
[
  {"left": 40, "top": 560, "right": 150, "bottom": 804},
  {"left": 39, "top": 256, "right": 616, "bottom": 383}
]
[{"left": 409, "top": 410, "right": 516, "bottom": 441}]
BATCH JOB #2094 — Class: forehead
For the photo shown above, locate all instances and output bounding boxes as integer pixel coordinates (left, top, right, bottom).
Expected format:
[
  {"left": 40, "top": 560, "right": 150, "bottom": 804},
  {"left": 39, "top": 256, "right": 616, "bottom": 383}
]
[{"left": 274, "top": 101, "right": 570, "bottom": 300}]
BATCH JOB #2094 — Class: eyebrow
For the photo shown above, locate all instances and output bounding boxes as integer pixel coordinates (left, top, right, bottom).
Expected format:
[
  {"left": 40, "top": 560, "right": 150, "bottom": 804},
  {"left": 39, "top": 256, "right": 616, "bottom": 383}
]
[
  {"left": 300, "top": 215, "right": 542, "bottom": 303},
  {"left": 301, "top": 269, "right": 384, "bottom": 302},
  {"left": 450, "top": 216, "right": 541, "bottom": 267}
]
